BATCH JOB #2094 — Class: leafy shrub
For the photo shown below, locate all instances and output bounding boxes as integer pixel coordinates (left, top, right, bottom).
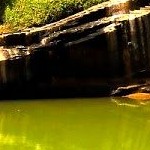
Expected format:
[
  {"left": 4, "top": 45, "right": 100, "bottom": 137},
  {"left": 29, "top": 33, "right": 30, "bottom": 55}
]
[{"left": 1, "top": 0, "right": 107, "bottom": 31}]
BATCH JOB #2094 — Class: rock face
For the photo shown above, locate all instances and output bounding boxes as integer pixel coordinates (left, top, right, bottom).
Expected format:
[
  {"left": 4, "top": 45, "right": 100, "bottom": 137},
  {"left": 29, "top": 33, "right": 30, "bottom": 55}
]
[
  {"left": 0, "top": 0, "right": 150, "bottom": 98},
  {"left": 111, "top": 84, "right": 146, "bottom": 96}
]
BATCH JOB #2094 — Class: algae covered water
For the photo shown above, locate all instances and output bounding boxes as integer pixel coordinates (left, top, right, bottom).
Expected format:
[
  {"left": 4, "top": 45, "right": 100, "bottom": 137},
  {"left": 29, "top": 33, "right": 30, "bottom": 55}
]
[{"left": 0, "top": 98, "right": 150, "bottom": 150}]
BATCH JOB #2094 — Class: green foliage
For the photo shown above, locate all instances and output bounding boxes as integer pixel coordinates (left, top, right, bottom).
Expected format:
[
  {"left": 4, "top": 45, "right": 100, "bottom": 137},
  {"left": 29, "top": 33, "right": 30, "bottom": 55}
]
[
  {"left": 2, "top": 0, "right": 107, "bottom": 30},
  {"left": 0, "top": 0, "right": 16, "bottom": 23}
]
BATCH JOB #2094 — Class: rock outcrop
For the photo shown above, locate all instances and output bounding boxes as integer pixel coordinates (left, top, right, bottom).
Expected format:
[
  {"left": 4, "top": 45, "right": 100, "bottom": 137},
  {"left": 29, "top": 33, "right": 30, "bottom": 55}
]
[{"left": 0, "top": 0, "right": 150, "bottom": 98}]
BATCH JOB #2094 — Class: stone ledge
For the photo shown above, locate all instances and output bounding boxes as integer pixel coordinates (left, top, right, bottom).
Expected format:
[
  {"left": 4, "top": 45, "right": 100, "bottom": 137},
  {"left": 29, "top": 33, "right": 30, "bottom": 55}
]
[{"left": 0, "top": 0, "right": 134, "bottom": 46}]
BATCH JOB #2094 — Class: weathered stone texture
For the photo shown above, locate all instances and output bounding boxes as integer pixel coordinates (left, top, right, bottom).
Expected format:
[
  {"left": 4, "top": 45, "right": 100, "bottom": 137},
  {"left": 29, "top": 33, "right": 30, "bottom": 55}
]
[{"left": 0, "top": 0, "right": 150, "bottom": 98}]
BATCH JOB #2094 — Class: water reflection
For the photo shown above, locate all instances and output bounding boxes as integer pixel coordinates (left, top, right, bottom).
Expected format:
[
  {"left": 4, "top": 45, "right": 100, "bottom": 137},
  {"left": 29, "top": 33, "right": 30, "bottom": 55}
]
[
  {"left": 0, "top": 99, "right": 150, "bottom": 150},
  {"left": 111, "top": 97, "right": 150, "bottom": 106}
]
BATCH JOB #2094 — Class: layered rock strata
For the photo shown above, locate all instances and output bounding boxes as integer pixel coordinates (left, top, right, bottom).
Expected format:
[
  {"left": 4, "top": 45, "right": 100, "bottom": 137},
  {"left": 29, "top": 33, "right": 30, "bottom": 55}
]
[{"left": 0, "top": 0, "right": 150, "bottom": 98}]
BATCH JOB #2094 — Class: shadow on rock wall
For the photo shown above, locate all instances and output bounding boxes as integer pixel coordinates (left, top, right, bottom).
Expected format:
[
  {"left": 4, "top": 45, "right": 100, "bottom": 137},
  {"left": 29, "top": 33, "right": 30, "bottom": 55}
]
[
  {"left": 134, "top": 0, "right": 150, "bottom": 7},
  {"left": 0, "top": 0, "right": 16, "bottom": 23}
]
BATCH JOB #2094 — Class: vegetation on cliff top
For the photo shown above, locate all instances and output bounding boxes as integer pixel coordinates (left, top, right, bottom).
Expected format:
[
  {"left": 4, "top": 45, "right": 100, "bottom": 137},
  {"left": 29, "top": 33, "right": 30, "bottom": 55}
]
[{"left": 0, "top": 0, "right": 107, "bottom": 33}]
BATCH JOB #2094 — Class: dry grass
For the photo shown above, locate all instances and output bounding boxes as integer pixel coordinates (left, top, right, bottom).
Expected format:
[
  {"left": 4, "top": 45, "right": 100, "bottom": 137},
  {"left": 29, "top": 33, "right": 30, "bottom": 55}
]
[{"left": 0, "top": 24, "right": 13, "bottom": 34}]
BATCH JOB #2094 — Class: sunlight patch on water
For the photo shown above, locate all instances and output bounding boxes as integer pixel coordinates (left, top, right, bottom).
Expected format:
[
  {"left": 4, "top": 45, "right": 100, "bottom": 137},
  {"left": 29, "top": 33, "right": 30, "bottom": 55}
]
[{"left": 0, "top": 133, "right": 44, "bottom": 149}]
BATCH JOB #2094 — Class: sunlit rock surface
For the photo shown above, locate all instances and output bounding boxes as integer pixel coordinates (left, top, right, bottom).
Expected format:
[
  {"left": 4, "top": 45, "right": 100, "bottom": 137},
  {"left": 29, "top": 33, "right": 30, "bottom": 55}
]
[{"left": 123, "top": 93, "right": 150, "bottom": 100}]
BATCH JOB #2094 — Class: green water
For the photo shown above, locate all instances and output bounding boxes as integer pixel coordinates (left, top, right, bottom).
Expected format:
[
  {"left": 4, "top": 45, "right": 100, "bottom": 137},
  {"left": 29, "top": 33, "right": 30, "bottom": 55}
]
[{"left": 0, "top": 98, "right": 150, "bottom": 150}]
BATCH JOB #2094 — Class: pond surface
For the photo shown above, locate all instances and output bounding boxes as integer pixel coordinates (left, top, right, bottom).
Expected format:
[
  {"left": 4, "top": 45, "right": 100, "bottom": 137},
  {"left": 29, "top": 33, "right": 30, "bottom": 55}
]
[{"left": 0, "top": 97, "right": 150, "bottom": 150}]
